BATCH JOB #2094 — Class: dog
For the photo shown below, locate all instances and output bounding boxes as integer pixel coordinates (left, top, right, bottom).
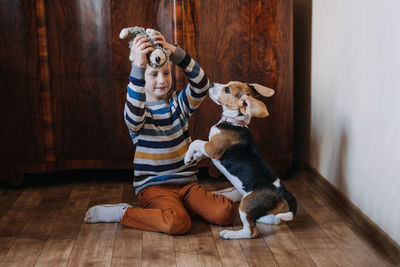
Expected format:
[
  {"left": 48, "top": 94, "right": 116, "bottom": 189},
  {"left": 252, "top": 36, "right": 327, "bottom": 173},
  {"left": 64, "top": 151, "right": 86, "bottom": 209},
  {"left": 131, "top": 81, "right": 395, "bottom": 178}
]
[{"left": 184, "top": 81, "right": 297, "bottom": 239}]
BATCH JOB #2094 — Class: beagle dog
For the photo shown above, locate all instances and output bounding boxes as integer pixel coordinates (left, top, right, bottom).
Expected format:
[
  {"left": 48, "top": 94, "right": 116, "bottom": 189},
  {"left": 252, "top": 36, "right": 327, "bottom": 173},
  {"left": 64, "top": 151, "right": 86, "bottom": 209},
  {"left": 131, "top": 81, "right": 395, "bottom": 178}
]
[{"left": 184, "top": 81, "right": 297, "bottom": 239}]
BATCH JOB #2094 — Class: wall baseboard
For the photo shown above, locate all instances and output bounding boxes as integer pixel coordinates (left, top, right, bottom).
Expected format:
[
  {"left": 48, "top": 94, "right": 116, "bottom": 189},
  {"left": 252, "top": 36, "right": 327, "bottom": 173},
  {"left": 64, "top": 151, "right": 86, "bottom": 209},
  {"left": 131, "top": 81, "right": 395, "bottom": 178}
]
[{"left": 306, "top": 165, "right": 400, "bottom": 264}]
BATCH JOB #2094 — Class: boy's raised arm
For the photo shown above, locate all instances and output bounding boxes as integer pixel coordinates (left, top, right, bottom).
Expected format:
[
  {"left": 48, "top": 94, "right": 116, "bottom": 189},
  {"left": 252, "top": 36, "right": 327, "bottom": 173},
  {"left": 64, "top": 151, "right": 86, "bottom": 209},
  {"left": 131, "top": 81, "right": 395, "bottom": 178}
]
[
  {"left": 170, "top": 46, "right": 210, "bottom": 117},
  {"left": 124, "top": 35, "right": 153, "bottom": 135},
  {"left": 124, "top": 64, "right": 147, "bottom": 135}
]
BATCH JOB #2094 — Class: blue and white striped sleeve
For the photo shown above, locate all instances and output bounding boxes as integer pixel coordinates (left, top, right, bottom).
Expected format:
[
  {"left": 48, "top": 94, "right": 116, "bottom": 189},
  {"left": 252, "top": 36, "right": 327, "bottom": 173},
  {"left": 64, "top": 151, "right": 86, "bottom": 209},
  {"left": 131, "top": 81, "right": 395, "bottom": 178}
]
[
  {"left": 170, "top": 47, "right": 210, "bottom": 118},
  {"left": 124, "top": 64, "right": 147, "bottom": 135}
]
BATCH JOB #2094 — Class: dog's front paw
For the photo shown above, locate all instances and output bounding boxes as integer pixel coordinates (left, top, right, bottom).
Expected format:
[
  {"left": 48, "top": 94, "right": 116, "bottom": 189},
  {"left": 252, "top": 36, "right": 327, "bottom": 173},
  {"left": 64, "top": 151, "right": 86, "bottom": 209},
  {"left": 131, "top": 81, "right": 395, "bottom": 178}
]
[
  {"left": 184, "top": 140, "right": 205, "bottom": 165},
  {"left": 184, "top": 151, "right": 192, "bottom": 165},
  {"left": 192, "top": 151, "right": 204, "bottom": 163},
  {"left": 184, "top": 151, "right": 203, "bottom": 165},
  {"left": 184, "top": 143, "right": 195, "bottom": 165},
  {"left": 220, "top": 230, "right": 236, "bottom": 239}
]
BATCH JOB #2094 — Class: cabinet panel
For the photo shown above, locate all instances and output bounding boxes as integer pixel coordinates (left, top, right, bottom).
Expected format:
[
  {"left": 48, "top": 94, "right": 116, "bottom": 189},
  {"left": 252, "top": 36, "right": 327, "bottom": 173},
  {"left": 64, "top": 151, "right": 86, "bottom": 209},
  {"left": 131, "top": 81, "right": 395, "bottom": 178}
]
[
  {"left": 249, "top": 0, "right": 293, "bottom": 158},
  {"left": 44, "top": 0, "right": 123, "bottom": 165},
  {"left": 183, "top": 0, "right": 293, "bottom": 173},
  {"left": 0, "top": 0, "right": 45, "bottom": 172},
  {"left": 0, "top": 0, "right": 293, "bottom": 181},
  {"left": 43, "top": 0, "right": 175, "bottom": 168}
]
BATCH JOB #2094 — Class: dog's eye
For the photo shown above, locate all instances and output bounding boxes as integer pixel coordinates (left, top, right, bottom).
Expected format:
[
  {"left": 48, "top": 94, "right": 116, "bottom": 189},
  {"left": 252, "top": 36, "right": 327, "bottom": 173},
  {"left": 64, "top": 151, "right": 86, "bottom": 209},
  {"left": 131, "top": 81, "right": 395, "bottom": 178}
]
[{"left": 224, "top": 87, "right": 231, "bottom": 94}]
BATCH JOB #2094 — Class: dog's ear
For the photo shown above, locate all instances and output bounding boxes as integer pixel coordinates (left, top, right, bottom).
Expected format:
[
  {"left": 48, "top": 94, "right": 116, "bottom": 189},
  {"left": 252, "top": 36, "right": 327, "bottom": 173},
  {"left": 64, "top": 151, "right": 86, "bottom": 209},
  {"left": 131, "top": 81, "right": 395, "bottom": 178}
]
[
  {"left": 239, "top": 95, "right": 269, "bottom": 118},
  {"left": 247, "top": 83, "right": 275, "bottom": 97}
]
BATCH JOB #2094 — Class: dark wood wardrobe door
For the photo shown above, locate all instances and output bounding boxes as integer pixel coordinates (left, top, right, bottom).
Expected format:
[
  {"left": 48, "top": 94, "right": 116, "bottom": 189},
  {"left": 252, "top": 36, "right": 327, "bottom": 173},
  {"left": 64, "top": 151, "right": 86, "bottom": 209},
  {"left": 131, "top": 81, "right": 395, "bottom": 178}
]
[
  {"left": 182, "top": 0, "right": 293, "bottom": 175},
  {"left": 0, "top": 0, "right": 45, "bottom": 173}
]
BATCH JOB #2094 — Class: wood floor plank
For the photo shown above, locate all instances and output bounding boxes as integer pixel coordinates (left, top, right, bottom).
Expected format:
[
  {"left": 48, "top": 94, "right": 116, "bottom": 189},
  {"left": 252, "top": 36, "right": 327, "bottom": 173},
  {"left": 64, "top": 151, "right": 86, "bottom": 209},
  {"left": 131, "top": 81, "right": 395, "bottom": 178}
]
[
  {"left": 67, "top": 223, "right": 118, "bottom": 266},
  {"left": 1, "top": 215, "right": 56, "bottom": 266},
  {"left": 36, "top": 179, "right": 99, "bottom": 267},
  {"left": 299, "top": 174, "right": 393, "bottom": 266},
  {"left": 62, "top": 181, "right": 94, "bottom": 217},
  {"left": 10, "top": 187, "right": 44, "bottom": 210},
  {"left": 111, "top": 224, "right": 143, "bottom": 267},
  {"left": 0, "top": 171, "right": 397, "bottom": 266},
  {"left": 284, "top": 172, "right": 395, "bottom": 266},
  {"left": 34, "top": 215, "right": 84, "bottom": 267},
  {"left": 35, "top": 239, "right": 75, "bottom": 267},
  {"left": 88, "top": 179, "right": 125, "bottom": 207},
  {"left": 285, "top": 175, "right": 356, "bottom": 266},
  {"left": 210, "top": 225, "right": 249, "bottom": 267},
  {"left": 286, "top": 199, "right": 354, "bottom": 266},
  {"left": 2, "top": 182, "right": 70, "bottom": 266},
  {"left": 65, "top": 179, "right": 123, "bottom": 266},
  {"left": 285, "top": 205, "right": 337, "bottom": 250},
  {"left": 239, "top": 237, "right": 279, "bottom": 267},
  {"left": 142, "top": 231, "right": 177, "bottom": 267},
  {"left": 0, "top": 209, "right": 28, "bottom": 262},
  {"left": 2, "top": 238, "right": 46, "bottom": 267},
  {"left": 0, "top": 188, "right": 22, "bottom": 218},
  {"left": 48, "top": 180, "right": 96, "bottom": 241},
  {"left": 0, "top": 237, "right": 16, "bottom": 264},
  {"left": 34, "top": 183, "right": 73, "bottom": 217},
  {"left": 0, "top": 209, "right": 30, "bottom": 238},
  {"left": 322, "top": 222, "right": 392, "bottom": 266},
  {"left": 0, "top": 187, "right": 44, "bottom": 264},
  {"left": 260, "top": 222, "right": 317, "bottom": 266},
  {"left": 174, "top": 220, "right": 222, "bottom": 267}
]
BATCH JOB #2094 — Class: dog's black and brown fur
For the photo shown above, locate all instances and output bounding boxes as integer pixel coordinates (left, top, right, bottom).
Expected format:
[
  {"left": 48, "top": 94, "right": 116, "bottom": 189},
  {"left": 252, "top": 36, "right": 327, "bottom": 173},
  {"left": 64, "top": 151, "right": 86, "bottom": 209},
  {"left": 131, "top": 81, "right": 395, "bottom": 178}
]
[{"left": 184, "top": 81, "right": 297, "bottom": 239}]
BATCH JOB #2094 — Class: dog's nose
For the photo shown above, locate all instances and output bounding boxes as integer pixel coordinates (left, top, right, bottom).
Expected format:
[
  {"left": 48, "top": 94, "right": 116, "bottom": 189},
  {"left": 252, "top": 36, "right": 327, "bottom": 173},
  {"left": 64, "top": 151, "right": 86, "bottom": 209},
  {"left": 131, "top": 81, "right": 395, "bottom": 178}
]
[{"left": 155, "top": 56, "right": 161, "bottom": 63}]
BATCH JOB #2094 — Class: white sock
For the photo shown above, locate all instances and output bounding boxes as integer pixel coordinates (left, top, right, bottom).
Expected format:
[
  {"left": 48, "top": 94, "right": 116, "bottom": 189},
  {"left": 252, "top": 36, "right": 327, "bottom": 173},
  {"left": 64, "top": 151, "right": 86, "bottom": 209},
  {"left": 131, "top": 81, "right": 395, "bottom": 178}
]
[{"left": 84, "top": 203, "right": 131, "bottom": 223}]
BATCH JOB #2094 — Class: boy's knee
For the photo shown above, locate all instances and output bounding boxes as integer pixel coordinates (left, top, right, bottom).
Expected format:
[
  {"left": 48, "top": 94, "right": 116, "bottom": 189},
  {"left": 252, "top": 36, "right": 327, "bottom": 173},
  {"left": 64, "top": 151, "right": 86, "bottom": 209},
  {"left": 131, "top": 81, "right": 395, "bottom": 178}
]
[
  {"left": 212, "top": 200, "right": 238, "bottom": 225},
  {"left": 163, "top": 210, "right": 191, "bottom": 235}
]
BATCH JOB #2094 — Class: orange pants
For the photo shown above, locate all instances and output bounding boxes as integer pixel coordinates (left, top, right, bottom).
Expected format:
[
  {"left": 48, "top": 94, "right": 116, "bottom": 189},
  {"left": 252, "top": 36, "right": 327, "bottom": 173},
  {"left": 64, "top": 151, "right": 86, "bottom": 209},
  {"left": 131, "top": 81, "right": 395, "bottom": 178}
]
[{"left": 120, "top": 182, "right": 237, "bottom": 234}]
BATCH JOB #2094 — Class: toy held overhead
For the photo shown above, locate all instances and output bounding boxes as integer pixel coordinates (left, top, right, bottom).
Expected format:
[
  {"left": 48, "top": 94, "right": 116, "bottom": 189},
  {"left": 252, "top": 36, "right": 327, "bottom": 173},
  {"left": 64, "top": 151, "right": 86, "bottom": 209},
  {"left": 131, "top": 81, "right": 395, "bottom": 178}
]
[{"left": 119, "top": 26, "right": 170, "bottom": 68}]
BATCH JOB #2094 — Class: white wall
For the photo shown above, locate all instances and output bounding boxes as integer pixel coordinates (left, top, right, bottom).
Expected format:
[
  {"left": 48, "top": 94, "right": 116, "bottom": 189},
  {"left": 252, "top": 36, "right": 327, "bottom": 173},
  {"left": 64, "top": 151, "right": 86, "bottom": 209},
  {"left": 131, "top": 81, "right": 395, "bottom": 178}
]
[{"left": 310, "top": 0, "right": 400, "bottom": 245}]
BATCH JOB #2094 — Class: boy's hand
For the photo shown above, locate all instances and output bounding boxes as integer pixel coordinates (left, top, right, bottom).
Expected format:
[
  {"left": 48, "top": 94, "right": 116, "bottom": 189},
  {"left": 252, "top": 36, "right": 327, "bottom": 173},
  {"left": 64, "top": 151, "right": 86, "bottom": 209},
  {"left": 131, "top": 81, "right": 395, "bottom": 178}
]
[
  {"left": 153, "top": 35, "right": 177, "bottom": 55},
  {"left": 130, "top": 36, "right": 154, "bottom": 67}
]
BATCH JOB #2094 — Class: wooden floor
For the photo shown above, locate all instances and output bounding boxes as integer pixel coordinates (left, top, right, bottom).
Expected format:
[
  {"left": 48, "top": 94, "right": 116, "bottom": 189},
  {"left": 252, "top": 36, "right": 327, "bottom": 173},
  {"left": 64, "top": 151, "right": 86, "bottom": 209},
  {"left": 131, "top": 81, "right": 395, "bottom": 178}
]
[{"left": 0, "top": 170, "right": 395, "bottom": 266}]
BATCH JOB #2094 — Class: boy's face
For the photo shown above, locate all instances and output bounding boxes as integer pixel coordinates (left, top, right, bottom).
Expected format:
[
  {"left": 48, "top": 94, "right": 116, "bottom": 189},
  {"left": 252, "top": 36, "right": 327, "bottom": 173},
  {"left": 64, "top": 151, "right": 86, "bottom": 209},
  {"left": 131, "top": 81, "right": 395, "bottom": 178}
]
[{"left": 144, "top": 62, "right": 172, "bottom": 102}]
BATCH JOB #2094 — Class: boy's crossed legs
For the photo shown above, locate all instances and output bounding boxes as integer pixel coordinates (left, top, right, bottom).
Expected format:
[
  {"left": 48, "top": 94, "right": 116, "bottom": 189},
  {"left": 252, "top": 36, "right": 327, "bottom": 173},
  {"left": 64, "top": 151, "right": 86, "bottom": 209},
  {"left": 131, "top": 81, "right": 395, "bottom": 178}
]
[{"left": 85, "top": 182, "right": 237, "bottom": 235}]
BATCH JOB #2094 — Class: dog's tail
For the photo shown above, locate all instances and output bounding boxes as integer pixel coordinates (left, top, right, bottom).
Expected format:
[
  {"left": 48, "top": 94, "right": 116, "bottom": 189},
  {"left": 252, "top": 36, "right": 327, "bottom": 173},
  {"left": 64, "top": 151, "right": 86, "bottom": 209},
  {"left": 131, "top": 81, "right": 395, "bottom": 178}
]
[{"left": 276, "top": 185, "right": 297, "bottom": 221}]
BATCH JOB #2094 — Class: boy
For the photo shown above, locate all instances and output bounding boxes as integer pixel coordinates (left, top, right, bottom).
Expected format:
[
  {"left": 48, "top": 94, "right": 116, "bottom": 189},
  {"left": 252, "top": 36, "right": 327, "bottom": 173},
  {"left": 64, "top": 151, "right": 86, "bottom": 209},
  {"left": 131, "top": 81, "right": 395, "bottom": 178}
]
[{"left": 84, "top": 34, "right": 236, "bottom": 234}]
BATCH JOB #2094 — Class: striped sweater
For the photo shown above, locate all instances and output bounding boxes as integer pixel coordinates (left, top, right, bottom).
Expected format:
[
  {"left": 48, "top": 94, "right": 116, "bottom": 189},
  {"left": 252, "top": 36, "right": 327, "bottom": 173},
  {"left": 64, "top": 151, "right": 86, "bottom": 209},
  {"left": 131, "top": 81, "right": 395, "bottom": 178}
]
[{"left": 124, "top": 47, "right": 210, "bottom": 194}]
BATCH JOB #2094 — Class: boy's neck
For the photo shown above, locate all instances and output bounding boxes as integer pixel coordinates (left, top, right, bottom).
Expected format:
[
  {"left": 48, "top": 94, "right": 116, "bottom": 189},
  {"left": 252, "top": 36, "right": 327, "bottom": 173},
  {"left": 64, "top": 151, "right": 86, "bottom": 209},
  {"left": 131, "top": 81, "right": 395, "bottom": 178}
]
[{"left": 145, "top": 97, "right": 169, "bottom": 105}]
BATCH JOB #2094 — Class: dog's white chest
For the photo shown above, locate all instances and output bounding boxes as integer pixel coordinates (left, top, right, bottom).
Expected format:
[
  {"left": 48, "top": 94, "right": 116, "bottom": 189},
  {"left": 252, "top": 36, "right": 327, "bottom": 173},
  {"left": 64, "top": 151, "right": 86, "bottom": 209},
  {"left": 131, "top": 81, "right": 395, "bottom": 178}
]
[
  {"left": 208, "top": 125, "right": 220, "bottom": 140},
  {"left": 211, "top": 158, "right": 246, "bottom": 195},
  {"left": 208, "top": 125, "right": 246, "bottom": 194}
]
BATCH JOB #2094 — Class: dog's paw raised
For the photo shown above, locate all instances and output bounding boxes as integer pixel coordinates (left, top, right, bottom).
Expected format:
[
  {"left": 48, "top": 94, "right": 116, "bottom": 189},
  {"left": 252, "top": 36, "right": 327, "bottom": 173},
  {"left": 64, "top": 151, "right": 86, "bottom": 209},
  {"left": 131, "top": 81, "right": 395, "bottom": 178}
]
[
  {"left": 184, "top": 151, "right": 194, "bottom": 165},
  {"left": 184, "top": 151, "right": 203, "bottom": 165},
  {"left": 184, "top": 153, "right": 191, "bottom": 165},
  {"left": 192, "top": 151, "right": 204, "bottom": 163}
]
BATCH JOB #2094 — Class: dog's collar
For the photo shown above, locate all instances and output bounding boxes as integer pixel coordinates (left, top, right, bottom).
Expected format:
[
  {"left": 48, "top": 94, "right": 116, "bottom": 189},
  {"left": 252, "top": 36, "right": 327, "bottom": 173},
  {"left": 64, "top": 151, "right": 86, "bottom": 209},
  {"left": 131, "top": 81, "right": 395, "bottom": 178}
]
[{"left": 220, "top": 115, "right": 249, "bottom": 127}]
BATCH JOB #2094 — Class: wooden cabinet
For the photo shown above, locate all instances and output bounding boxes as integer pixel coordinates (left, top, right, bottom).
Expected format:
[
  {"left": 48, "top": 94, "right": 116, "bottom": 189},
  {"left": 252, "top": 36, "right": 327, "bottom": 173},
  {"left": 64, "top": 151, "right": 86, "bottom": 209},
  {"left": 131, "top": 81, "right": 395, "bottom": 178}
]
[
  {"left": 0, "top": 0, "right": 293, "bottom": 184},
  {"left": 0, "top": 1, "right": 45, "bottom": 184},
  {"left": 181, "top": 0, "right": 293, "bottom": 176}
]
